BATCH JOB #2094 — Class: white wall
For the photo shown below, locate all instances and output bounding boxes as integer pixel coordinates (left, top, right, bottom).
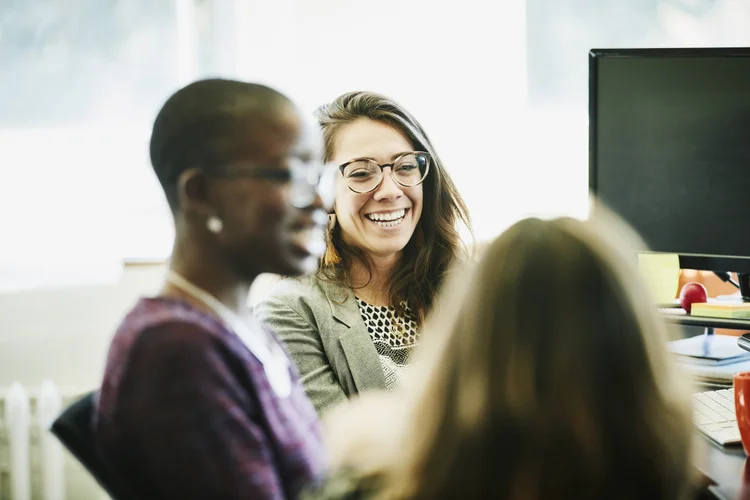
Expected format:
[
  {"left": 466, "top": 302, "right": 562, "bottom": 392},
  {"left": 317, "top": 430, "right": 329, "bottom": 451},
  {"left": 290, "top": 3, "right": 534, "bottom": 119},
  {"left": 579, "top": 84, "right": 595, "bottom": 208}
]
[{"left": 0, "top": 264, "right": 165, "bottom": 390}]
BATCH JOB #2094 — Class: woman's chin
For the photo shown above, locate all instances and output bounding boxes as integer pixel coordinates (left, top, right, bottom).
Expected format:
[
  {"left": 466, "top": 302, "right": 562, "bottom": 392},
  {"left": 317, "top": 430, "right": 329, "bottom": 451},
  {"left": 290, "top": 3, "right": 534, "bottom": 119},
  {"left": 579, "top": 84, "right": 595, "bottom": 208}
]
[{"left": 364, "top": 236, "right": 413, "bottom": 258}]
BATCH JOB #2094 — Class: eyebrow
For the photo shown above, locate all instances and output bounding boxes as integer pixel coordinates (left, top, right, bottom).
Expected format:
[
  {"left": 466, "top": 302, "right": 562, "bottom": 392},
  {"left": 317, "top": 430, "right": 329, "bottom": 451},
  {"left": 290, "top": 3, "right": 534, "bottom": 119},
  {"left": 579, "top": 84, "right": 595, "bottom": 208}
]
[{"left": 346, "top": 151, "right": 416, "bottom": 163}]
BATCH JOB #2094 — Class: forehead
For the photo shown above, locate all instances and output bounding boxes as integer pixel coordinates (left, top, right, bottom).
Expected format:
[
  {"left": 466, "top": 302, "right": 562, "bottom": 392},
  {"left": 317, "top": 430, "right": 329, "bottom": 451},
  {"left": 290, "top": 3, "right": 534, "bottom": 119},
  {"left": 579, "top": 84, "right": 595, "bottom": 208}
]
[
  {"left": 332, "top": 118, "right": 414, "bottom": 163},
  {"left": 226, "top": 106, "right": 321, "bottom": 162}
]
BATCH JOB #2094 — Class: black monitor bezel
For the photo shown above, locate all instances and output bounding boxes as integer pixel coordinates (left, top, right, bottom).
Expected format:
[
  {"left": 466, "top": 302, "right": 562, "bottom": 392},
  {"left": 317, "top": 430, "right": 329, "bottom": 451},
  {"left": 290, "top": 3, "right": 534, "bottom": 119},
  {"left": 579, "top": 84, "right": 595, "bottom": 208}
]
[{"left": 588, "top": 47, "right": 750, "bottom": 274}]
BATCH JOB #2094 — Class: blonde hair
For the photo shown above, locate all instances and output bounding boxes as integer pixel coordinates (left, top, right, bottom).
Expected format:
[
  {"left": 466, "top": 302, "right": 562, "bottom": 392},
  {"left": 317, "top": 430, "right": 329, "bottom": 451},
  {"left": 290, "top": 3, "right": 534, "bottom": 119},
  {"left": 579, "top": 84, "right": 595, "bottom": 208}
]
[{"left": 324, "top": 213, "right": 695, "bottom": 500}]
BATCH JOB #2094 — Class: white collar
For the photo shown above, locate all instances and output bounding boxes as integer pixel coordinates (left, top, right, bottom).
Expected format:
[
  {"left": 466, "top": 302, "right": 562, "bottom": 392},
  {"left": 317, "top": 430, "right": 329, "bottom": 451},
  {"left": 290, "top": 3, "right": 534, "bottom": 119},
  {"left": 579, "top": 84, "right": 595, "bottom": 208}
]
[{"left": 165, "top": 271, "right": 292, "bottom": 398}]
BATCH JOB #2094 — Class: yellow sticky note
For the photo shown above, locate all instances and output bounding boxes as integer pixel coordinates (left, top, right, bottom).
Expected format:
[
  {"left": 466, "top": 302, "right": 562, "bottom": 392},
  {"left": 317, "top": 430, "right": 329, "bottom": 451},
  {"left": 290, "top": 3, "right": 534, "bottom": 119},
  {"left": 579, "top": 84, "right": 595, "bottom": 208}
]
[{"left": 638, "top": 253, "right": 680, "bottom": 305}]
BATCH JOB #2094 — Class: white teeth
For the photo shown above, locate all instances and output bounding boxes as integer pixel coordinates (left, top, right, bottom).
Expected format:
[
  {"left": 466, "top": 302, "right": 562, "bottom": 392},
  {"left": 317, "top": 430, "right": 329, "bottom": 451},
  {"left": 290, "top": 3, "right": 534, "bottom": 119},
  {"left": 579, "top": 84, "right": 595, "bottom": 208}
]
[
  {"left": 373, "top": 218, "right": 403, "bottom": 228},
  {"left": 366, "top": 209, "right": 405, "bottom": 222},
  {"left": 369, "top": 217, "right": 405, "bottom": 228}
]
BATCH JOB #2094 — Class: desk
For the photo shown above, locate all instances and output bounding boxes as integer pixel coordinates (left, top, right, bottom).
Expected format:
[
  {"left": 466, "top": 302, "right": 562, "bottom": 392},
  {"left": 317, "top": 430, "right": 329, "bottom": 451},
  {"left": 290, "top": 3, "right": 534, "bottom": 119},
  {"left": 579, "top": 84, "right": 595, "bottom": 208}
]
[
  {"left": 673, "top": 325, "right": 750, "bottom": 498},
  {"left": 697, "top": 434, "right": 748, "bottom": 499}
]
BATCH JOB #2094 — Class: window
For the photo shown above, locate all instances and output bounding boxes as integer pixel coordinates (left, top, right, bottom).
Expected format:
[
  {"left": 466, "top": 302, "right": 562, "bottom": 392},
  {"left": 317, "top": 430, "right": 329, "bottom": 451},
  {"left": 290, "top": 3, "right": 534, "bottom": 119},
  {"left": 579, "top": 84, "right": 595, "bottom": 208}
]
[
  {"left": 0, "top": 0, "right": 222, "bottom": 290},
  {"left": 3, "top": 0, "right": 750, "bottom": 292}
]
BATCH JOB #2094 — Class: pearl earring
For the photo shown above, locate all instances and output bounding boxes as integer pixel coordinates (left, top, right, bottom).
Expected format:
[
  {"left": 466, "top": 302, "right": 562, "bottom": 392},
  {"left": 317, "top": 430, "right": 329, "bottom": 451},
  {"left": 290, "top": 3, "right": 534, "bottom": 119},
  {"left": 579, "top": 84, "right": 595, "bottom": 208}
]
[{"left": 206, "top": 215, "right": 223, "bottom": 234}]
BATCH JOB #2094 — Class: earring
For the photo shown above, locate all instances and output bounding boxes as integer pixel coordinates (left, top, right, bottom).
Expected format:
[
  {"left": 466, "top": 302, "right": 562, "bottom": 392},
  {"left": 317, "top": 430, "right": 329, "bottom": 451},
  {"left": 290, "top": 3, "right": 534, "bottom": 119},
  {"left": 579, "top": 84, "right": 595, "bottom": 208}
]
[
  {"left": 206, "top": 215, "right": 223, "bottom": 234},
  {"left": 323, "top": 214, "right": 341, "bottom": 265}
]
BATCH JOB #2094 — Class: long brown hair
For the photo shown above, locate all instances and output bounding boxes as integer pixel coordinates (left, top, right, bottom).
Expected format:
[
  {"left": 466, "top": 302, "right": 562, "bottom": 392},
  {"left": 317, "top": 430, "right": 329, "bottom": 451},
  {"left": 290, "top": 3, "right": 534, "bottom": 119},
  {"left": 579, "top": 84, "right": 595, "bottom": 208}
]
[
  {"left": 324, "top": 213, "right": 695, "bottom": 500},
  {"left": 315, "top": 91, "right": 472, "bottom": 323}
]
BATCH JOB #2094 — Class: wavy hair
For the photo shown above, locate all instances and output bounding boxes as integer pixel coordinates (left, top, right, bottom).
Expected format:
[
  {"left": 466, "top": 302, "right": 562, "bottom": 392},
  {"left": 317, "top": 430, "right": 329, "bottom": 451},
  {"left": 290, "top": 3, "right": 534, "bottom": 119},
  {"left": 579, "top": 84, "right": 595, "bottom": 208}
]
[
  {"left": 323, "top": 212, "right": 696, "bottom": 500},
  {"left": 315, "top": 91, "right": 472, "bottom": 323}
]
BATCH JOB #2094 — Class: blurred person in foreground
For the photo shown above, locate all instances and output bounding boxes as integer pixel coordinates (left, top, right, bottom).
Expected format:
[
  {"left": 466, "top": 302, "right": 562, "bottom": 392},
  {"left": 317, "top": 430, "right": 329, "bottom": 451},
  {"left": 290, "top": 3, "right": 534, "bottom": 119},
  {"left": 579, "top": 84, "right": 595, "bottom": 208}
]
[
  {"left": 95, "top": 78, "right": 337, "bottom": 499},
  {"left": 308, "top": 211, "right": 697, "bottom": 500}
]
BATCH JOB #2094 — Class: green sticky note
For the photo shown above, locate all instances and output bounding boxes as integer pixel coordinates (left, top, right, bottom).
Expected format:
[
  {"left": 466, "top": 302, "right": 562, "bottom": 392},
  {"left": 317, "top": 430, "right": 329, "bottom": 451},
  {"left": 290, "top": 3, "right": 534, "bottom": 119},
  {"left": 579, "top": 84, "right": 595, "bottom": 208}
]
[{"left": 638, "top": 253, "right": 680, "bottom": 304}]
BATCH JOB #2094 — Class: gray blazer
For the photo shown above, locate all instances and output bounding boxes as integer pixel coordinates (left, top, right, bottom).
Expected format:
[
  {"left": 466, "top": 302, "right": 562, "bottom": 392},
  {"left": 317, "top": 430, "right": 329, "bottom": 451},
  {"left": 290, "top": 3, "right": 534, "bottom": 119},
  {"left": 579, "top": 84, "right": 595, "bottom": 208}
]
[{"left": 254, "top": 275, "right": 386, "bottom": 415}]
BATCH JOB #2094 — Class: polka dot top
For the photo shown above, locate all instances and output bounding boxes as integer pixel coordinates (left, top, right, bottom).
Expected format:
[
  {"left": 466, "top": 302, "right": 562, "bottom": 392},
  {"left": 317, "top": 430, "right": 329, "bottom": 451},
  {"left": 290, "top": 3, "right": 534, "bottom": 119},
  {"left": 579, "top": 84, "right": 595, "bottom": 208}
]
[{"left": 354, "top": 297, "right": 420, "bottom": 390}]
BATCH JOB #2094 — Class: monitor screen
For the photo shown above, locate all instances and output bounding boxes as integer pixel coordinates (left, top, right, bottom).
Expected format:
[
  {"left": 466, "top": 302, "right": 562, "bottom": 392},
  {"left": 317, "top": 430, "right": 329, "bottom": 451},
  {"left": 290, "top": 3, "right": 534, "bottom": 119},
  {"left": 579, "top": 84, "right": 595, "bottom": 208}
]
[{"left": 589, "top": 48, "right": 750, "bottom": 273}]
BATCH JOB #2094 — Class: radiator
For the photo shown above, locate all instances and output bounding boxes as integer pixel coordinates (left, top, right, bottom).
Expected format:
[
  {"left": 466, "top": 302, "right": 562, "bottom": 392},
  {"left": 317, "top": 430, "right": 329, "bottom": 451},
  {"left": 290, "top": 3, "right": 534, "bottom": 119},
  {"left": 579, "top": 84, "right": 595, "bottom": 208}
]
[{"left": 0, "top": 382, "right": 86, "bottom": 500}]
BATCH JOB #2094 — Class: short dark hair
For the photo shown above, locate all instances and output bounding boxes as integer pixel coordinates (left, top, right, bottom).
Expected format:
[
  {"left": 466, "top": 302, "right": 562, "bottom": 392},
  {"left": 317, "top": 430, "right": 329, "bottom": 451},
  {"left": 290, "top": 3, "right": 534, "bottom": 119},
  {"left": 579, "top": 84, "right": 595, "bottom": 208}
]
[{"left": 149, "top": 78, "right": 291, "bottom": 210}]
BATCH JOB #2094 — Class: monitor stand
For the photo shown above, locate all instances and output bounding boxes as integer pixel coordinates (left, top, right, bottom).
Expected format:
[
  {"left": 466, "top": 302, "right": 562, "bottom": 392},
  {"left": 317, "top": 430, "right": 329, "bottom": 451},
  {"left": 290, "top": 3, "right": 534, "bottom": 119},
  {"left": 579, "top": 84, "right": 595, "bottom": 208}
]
[{"left": 739, "top": 273, "right": 750, "bottom": 302}]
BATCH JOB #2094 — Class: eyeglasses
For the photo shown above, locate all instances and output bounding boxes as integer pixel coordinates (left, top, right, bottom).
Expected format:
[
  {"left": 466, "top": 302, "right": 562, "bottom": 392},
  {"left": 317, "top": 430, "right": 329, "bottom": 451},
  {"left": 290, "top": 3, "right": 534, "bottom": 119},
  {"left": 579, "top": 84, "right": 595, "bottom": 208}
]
[
  {"left": 205, "top": 158, "right": 337, "bottom": 210},
  {"left": 338, "top": 151, "right": 431, "bottom": 194},
  {"left": 288, "top": 158, "right": 337, "bottom": 210}
]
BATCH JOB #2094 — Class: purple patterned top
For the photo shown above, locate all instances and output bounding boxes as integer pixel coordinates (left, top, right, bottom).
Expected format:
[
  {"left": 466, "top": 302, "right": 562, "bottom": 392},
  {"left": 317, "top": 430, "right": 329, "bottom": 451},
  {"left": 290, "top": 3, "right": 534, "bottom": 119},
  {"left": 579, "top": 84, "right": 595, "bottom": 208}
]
[{"left": 95, "top": 296, "right": 326, "bottom": 499}]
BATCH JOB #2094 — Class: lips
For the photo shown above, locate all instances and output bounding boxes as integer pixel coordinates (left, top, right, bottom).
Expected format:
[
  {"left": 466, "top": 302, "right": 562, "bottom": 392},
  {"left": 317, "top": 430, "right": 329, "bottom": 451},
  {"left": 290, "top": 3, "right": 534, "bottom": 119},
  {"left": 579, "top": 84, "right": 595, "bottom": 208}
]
[{"left": 364, "top": 208, "right": 408, "bottom": 229}]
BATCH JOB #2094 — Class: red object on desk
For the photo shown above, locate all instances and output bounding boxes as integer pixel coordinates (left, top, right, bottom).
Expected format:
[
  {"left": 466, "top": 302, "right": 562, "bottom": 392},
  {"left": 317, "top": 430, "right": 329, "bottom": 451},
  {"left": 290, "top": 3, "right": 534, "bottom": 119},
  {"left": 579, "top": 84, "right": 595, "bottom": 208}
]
[
  {"left": 680, "top": 282, "right": 708, "bottom": 314},
  {"left": 740, "top": 459, "right": 750, "bottom": 500},
  {"left": 734, "top": 372, "right": 750, "bottom": 456}
]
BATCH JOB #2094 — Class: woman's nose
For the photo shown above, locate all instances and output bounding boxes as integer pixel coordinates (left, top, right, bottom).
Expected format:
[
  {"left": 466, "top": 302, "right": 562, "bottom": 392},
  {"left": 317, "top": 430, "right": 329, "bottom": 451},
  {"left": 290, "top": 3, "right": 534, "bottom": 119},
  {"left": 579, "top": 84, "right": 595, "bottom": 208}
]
[{"left": 372, "top": 168, "right": 403, "bottom": 200}]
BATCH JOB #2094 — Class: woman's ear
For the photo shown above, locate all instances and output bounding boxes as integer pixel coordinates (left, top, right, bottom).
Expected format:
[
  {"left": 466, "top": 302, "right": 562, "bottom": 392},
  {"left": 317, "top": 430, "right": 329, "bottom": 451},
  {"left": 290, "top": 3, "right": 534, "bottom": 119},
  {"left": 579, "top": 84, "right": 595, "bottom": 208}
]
[{"left": 176, "top": 168, "right": 213, "bottom": 216}]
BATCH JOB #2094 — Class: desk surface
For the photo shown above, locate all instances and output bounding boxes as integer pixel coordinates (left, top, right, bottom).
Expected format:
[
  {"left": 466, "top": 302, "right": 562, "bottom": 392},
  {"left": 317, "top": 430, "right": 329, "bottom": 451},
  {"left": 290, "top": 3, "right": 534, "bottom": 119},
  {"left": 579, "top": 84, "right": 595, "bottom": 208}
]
[{"left": 697, "top": 434, "right": 748, "bottom": 499}]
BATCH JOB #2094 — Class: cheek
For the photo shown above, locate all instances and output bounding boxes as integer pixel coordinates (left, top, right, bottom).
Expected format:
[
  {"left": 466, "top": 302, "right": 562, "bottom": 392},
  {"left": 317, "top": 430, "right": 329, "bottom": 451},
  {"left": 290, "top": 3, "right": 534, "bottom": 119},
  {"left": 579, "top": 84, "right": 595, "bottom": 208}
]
[
  {"left": 408, "top": 187, "right": 424, "bottom": 212},
  {"left": 335, "top": 188, "right": 367, "bottom": 220},
  {"left": 266, "top": 192, "right": 294, "bottom": 226},
  {"left": 235, "top": 191, "right": 288, "bottom": 234}
]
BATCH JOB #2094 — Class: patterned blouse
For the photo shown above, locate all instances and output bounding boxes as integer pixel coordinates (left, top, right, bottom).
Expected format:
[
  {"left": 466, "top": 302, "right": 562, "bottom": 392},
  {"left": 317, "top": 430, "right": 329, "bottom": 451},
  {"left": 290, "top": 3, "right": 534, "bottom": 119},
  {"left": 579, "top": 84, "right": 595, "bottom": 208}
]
[{"left": 354, "top": 297, "right": 420, "bottom": 390}]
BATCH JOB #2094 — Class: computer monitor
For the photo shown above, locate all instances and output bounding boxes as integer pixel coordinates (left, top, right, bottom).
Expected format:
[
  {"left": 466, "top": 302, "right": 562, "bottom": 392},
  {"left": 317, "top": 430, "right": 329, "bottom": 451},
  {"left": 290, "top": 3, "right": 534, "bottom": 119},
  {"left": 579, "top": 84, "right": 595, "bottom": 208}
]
[{"left": 589, "top": 47, "right": 750, "bottom": 299}]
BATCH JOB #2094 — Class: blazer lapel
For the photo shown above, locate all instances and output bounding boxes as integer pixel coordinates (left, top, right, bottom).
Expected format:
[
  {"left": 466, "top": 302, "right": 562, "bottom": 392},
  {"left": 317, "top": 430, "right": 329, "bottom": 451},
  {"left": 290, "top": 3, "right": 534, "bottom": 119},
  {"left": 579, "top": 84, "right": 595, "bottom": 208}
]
[{"left": 318, "top": 280, "right": 387, "bottom": 392}]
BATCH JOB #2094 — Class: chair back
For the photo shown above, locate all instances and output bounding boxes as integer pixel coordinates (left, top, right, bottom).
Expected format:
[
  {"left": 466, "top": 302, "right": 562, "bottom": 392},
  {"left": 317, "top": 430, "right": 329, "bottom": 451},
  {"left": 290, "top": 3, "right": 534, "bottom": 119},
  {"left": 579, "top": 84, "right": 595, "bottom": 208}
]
[{"left": 50, "top": 391, "right": 141, "bottom": 500}]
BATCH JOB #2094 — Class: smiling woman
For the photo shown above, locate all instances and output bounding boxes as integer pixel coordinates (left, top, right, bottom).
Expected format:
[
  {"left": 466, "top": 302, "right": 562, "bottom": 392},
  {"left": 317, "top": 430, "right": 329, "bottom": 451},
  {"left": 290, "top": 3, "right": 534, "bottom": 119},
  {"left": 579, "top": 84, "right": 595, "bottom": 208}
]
[
  {"left": 256, "top": 91, "right": 472, "bottom": 415},
  {"left": 330, "top": 120, "right": 426, "bottom": 266}
]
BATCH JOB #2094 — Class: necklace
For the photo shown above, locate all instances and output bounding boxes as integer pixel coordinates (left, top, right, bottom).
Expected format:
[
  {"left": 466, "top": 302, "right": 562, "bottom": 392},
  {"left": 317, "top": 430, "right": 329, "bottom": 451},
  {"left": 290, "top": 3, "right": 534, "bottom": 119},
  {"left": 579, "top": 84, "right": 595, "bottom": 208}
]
[{"left": 165, "top": 271, "right": 292, "bottom": 398}]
